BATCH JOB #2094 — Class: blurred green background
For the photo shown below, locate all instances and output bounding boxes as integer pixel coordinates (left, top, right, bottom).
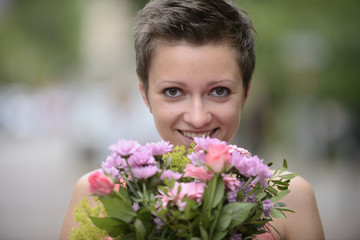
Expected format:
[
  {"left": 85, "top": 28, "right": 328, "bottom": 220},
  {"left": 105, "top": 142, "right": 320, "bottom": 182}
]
[{"left": 0, "top": 0, "right": 359, "bottom": 239}]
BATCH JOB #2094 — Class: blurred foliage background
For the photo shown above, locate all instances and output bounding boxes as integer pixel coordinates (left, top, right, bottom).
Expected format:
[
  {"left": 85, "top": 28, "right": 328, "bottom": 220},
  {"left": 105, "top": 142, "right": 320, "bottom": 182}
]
[{"left": 0, "top": 0, "right": 359, "bottom": 239}]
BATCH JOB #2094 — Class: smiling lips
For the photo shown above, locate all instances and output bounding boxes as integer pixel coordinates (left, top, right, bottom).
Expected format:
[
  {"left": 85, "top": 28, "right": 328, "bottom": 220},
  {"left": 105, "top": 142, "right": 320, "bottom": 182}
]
[{"left": 180, "top": 129, "right": 218, "bottom": 139}]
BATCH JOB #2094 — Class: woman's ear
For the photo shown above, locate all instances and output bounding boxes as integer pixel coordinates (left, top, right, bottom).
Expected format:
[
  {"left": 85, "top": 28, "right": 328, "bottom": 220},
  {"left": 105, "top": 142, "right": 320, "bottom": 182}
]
[{"left": 137, "top": 74, "right": 151, "bottom": 110}]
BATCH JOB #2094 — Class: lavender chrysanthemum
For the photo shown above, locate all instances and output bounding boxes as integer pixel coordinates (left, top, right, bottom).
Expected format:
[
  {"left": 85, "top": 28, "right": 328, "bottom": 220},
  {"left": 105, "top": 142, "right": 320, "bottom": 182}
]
[
  {"left": 193, "top": 136, "right": 226, "bottom": 151},
  {"left": 233, "top": 154, "right": 273, "bottom": 187},
  {"left": 161, "top": 170, "right": 182, "bottom": 180},
  {"left": 263, "top": 199, "right": 272, "bottom": 217},
  {"left": 145, "top": 140, "right": 173, "bottom": 155},
  {"left": 109, "top": 139, "right": 141, "bottom": 156},
  {"left": 131, "top": 165, "right": 159, "bottom": 179},
  {"left": 127, "top": 148, "right": 156, "bottom": 168},
  {"left": 102, "top": 153, "right": 125, "bottom": 170},
  {"left": 187, "top": 150, "right": 206, "bottom": 166}
]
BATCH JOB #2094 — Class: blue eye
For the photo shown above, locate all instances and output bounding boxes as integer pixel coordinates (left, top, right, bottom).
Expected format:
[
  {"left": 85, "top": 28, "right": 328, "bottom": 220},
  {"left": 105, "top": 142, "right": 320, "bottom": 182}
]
[
  {"left": 210, "top": 87, "right": 230, "bottom": 97},
  {"left": 163, "top": 88, "right": 183, "bottom": 97}
]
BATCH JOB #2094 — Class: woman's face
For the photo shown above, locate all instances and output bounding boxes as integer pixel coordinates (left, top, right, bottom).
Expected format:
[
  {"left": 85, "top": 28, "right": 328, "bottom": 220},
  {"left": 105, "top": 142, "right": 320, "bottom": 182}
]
[{"left": 139, "top": 41, "right": 248, "bottom": 148}]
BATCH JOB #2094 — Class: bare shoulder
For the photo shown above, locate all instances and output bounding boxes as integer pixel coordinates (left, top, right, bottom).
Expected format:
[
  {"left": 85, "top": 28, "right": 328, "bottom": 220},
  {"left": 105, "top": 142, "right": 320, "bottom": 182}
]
[
  {"left": 277, "top": 174, "right": 325, "bottom": 240},
  {"left": 59, "top": 170, "right": 98, "bottom": 240}
]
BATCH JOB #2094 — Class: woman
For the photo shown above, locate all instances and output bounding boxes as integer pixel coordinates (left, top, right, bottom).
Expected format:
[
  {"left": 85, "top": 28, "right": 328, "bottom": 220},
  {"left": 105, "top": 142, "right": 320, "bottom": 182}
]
[{"left": 60, "top": 0, "right": 324, "bottom": 239}]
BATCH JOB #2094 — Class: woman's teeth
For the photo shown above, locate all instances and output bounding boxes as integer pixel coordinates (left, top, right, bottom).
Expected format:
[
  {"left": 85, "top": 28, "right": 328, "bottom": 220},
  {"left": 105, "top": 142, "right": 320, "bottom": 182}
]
[{"left": 181, "top": 130, "right": 213, "bottom": 138}]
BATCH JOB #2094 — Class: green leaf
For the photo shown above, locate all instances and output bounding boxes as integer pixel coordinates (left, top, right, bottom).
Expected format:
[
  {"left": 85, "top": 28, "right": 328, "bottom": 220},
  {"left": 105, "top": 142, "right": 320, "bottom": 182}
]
[
  {"left": 99, "top": 193, "right": 136, "bottom": 223},
  {"left": 216, "top": 212, "right": 232, "bottom": 232},
  {"left": 271, "top": 190, "right": 290, "bottom": 202},
  {"left": 90, "top": 217, "right": 130, "bottom": 237},
  {"left": 213, "top": 231, "right": 227, "bottom": 240},
  {"left": 223, "top": 202, "right": 254, "bottom": 227},
  {"left": 212, "top": 177, "right": 225, "bottom": 208},
  {"left": 200, "top": 224, "right": 209, "bottom": 240},
  {"left": 266, "top": 185, "right": 278, "bottom": 195},
  {"left": 270, "top": 208, "right": 286, "bottom": 219},
  {"left": 134, "top": 219, "right": 146, "bottom": 240},
  {"left": 274, "top": 202, "right": 286, "bottom": 208},
  {"left": 283, "top": 159, "right": 288, "bottom": 169},
  {"left": 255, "top": 192, "right": 267, "bottom": 201},
  {"left": 280, "top": 173, "right": 299, "bottom": 179}
]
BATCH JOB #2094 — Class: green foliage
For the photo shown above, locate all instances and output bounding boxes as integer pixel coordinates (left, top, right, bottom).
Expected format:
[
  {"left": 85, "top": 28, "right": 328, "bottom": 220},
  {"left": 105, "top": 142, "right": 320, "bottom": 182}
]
[
  {"left": 163, "top": 145, "right": 192, "bottom": 173},
  {"left": 68, "top": 198, "right": 108, "bottom": 240},
  {"left": 0, "top": 0, "right": 82, "bottom": 85}
]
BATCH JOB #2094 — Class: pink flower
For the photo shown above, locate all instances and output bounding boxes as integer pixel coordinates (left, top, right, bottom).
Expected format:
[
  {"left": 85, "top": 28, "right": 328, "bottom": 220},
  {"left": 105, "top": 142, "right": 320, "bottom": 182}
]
[
  {"left": 161, "top": 170, "right": 182, "bottom": 180},
  {"left": 131, "top": 165, "right": 159, "bottom": 179},
  {"left": 233, "top": 155, "right": 273, "bottom": 187},
  {"left": 88, "top": 171, "right": 114, "bottom": 196},
  {"left": 156, "top": 182, "right": 206, "bottom": 211},
  {"left": 193, "top": 136, "right": 226, "bottom": 151},
  {"left": 184, "top": 164, "right": 214, "bottom": 181},
  {"left": 145, "top": 140, "right": 173, "bottom": 155},
  {"left": 108, "top": 139, "right": 141, "bottom": 156},
  {"left": 222, "top": 173, "right": 241, "bottom": 191},
  {"left": 187, "top": 150, "right": 206, "bottom": 166},
  {"left": 205, "top": 144, "right": 231, "bottom": 173},
  {"left": 228, "top": 145, "right": 252, "bottom": 157}
]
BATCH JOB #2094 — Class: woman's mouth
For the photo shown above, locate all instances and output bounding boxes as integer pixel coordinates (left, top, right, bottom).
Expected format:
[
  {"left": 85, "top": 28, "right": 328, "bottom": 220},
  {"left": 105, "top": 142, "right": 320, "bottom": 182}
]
[{"left": 179, "top": 129, "right": 218, "bottom": 139}]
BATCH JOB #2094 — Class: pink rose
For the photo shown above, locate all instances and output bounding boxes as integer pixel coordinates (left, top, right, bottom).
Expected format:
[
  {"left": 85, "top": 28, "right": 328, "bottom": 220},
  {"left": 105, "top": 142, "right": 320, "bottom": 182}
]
[
  {"left": 184, "top": 164, "right": 214, "bottom": 181},
  {"left": 205, "top": 144, "right": 231, "bottom": 173},
  {"left": 88, "top": 171, "right": 114, "bottom": 196}
]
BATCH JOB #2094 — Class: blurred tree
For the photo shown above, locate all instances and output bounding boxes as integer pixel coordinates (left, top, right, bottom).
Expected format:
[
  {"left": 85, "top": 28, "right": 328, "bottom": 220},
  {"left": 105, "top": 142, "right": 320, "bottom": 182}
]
[
  {"left": 0, "top": 0, "right": 83, "bottom": 86},
  {"left": 236, "top": 0, "right": 360, "bottom": 151}
]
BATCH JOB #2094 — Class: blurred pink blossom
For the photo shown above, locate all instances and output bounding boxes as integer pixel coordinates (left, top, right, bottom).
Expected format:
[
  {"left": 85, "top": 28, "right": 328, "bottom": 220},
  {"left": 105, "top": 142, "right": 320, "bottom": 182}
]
[
  {"left": 184, "top": 164, "right": 214, "bottom": 181},
  {"left": 88, "top": 171, "right": 114, "bottom": 196},
  {"left": 205, "top": 144, "right": 231, "bottom": 173}
]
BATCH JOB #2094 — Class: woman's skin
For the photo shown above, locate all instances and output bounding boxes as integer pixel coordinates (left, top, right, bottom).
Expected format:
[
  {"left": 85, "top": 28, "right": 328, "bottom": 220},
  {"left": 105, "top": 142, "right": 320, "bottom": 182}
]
[{"left": 59, "top": 41, "right": 324, "bottom": 240}]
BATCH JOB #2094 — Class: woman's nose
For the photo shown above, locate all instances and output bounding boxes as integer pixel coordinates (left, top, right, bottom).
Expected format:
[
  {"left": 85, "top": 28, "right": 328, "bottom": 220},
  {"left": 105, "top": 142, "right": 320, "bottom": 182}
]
[{"left": 183, "top": 98, "right": 212, "bottom": 128}]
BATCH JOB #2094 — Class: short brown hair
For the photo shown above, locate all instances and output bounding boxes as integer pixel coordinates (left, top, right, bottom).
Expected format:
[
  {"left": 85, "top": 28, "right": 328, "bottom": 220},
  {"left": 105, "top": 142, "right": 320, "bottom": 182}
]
[{"left": 134, "top": 0, "right": 255, "bottom": 96}]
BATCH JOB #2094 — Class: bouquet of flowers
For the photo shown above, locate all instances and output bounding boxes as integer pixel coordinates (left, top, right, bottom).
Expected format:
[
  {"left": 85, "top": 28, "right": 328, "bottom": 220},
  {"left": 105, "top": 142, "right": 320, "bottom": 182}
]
[{"left": 69, "top": 137, "right": 297, "bottom": 240}]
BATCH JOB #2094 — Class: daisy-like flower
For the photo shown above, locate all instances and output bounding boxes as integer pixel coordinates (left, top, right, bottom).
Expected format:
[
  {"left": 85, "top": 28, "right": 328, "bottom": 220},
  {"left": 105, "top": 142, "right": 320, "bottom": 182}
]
[
  {"left": 193, "top": 136, "right": 226, "bottom": 151},
  {"left": 232, "top": 153, "right": 273, "bottom": 187},
  {"left": 161, "top": 170, "right": 182, "bottom": 180},
  {"left": 131, "top": 165, "right": 159, "bottom": 179},
  {"left": 127, "top": 147, "right": 156, "bottom": 168},
  {"left": 145, "top": 140, "right": 173, "bottom": 155},
  {"left": 187, "top": 150, "right": 206, "bottom": 166},
  {"left": 108, "top": 139, "right": 141, "bottom": 156}
]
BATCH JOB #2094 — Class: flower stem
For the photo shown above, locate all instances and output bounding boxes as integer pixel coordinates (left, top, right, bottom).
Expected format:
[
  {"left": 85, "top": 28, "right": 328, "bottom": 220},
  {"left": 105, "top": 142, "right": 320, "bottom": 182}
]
[{"left": 208, "top": 173, "right": 219, "bottom": 218}]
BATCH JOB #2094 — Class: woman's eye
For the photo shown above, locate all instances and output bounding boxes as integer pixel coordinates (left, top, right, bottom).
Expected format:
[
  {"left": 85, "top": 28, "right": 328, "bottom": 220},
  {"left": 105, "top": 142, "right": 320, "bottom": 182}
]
[
  {"left": 210, "top": 87, "right": 230, "bottom": 97},
  {"left": 163, "top": 88, "right": 183, "bottom": 97}
]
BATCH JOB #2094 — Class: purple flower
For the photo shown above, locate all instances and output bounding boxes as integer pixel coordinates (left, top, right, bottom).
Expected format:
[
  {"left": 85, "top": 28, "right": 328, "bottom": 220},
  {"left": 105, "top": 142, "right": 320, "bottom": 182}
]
[
  {"left": 193, "top": 136, "right": 226, "bottom": 151},
  {"left": 132, "top": 202, "right": 140, "bottom": 212},
  {"left": 102, "top": 166, "right": 121, "bottom": 181},
  {"left": 227, "top": 190, "right": 238, "bottom": 203},
  {"left": 233, "top": 155, "right": 273, "bottom": 187},
  {"left": 228, "top": 144, "right": 251, "bottom": 157},
  {"left": 230, "top": 234, "right": 242, "bottom": 240},
  {"left": 131, "top": 165, "right": 159, "bottom": 179},
  {"left": 153, "top": 217, "right": 165, "bottom": 230},
  {"left": 127, "top": 148, "right": 156, "bottom": 168},
  {"left": 145, "top": 140, "right": 173, "bottom": 155},
  {"left": 102, "top": 153, "right": 125, "bottom": 169},
  {"left": 187, "top": 150, "right": 206, "bottom": 166},
  {"left": 108, "top": 139, "right": 141, "bottom": 156},
  {"left": 161, "top": 170, "right": 182, "bottom": 180},
  {"left": 263, "top": 199, "right": 272, "bottom": 217}
]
